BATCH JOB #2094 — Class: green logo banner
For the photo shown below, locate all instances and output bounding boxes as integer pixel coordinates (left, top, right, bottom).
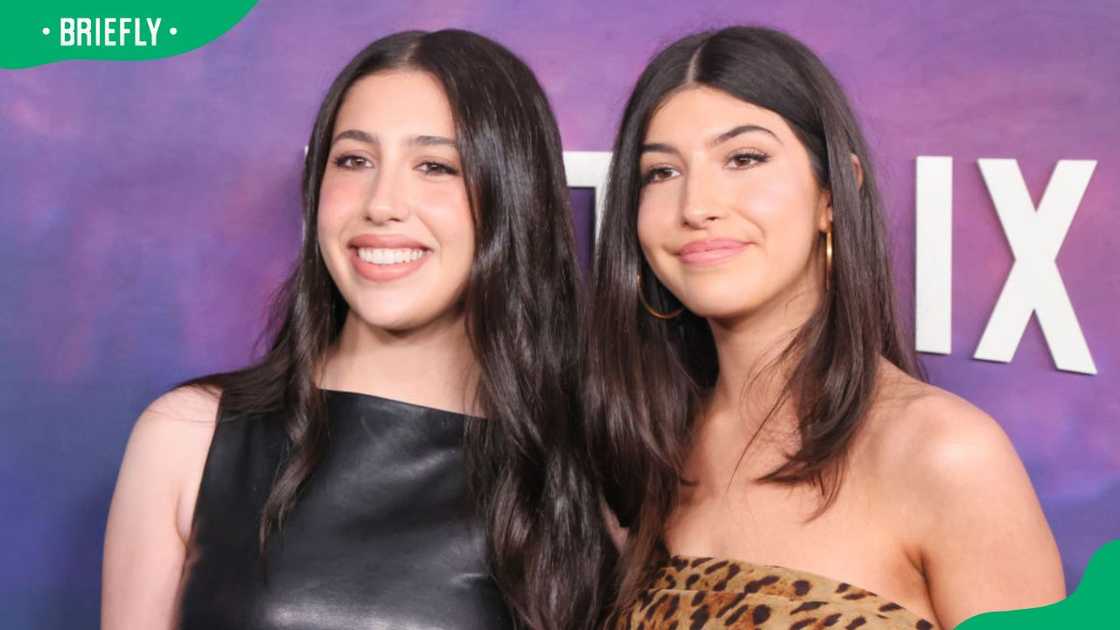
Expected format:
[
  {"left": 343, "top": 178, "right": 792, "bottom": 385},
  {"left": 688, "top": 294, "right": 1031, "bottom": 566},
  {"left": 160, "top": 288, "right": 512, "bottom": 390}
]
[{"left": 0, "top": 1, "right": 259, "bottom": 69}]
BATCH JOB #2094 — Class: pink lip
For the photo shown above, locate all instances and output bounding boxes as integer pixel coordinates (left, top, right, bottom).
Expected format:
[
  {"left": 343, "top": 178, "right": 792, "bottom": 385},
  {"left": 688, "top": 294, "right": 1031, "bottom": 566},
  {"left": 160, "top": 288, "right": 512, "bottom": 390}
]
[
  {"left": 677, "top": 238, "right": 749, "bottom": 265},
  {"left": 348, "top": 234, "right": 430, "bottom": 250},
  {"left": 347, "top": 233, "right": 432, "bottom": 283}
]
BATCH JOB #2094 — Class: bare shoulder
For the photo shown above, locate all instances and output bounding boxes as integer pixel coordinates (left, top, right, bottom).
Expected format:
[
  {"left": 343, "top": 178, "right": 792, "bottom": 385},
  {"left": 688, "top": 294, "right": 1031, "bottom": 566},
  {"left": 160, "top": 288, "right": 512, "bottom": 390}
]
[
  {"left": 138, "top": 383, "right": 222, "bottom": 428},
  {"left": 856, "top": 361, "right": 1063, "bottom": 626},
  {"left": 862, "top": 360, "right": 1020, "bottom": 493},
  {"left": 103, "top": 384, "right": 223, "bottom": 629},
  {"left": 115, "top": 384, "right": 222, "bottom": 539}
]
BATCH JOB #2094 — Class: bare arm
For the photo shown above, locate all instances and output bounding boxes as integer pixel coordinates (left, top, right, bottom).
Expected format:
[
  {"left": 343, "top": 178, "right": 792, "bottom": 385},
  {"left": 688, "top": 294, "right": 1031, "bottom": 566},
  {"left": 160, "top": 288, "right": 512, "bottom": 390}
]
[
  {"left": 101, "top": 386, "right": 219, "bottom": 630},
  {"left": 902, "top": 394, "right": 1064, "bottom": 628}
]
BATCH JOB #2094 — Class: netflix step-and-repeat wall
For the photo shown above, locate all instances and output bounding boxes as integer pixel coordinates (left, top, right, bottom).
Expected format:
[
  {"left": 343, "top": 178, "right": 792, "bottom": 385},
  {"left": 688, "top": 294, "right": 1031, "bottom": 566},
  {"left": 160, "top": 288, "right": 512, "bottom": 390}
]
[{"left": 1, "top": 2, "right": 1115, "bottom": 626}]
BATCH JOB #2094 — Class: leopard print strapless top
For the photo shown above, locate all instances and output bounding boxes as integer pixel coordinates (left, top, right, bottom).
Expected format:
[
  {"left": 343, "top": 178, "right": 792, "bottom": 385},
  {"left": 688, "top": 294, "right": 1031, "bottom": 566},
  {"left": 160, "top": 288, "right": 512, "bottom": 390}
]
[{"left": 614, "top": 555, "right": 938, "bottom": 630}]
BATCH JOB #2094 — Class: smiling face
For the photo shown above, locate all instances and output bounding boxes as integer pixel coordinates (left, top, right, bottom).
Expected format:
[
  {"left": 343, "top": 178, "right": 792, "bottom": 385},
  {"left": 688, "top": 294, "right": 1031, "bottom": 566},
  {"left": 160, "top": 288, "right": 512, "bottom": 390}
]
[
  {"left": 636, "top": 85, "right": 831, "bottom": 323},
  {"left": 317, "top": 70, "right": 474, "bottom": 334}
]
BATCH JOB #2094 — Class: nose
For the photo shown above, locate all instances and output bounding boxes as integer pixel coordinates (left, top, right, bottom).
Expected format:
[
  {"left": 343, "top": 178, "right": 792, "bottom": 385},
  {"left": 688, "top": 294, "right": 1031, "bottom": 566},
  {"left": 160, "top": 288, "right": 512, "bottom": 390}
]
[
  {"left": 679, "top": 166, "right": 725, "bottom": 228},
  {"left": 364, "top": 166, "right": 410, "bottom": 224}
]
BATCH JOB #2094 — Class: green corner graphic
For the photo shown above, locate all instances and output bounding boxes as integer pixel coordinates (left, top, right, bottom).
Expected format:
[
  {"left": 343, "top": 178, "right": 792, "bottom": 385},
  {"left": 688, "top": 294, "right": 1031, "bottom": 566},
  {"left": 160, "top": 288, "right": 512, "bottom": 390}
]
[
  {"left": 1, "top": 1, "right": 258, "bottom": 69},
  {"left": 958, "top": 539, "right": 1119, "bottom": 629}
]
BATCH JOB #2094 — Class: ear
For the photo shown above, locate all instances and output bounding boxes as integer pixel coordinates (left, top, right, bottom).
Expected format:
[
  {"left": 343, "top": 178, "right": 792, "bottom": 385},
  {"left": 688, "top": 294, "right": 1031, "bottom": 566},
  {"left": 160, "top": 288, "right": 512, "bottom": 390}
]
[
  {"left": 817, "top": 188, "right": 833, "bottom": 232},
  {"left": 819, "top": 154, "right": 863, "bottom": 231},
  {"left": 850, "top": 153, "right": 864, "bottom": 190}
]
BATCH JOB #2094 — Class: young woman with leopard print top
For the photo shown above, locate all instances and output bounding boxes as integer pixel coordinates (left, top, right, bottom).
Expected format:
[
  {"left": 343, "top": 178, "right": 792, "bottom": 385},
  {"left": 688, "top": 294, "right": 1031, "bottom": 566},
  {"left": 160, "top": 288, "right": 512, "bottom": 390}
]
[{"left": 585, "top": 26, "right": 1064, "bottom": 629}]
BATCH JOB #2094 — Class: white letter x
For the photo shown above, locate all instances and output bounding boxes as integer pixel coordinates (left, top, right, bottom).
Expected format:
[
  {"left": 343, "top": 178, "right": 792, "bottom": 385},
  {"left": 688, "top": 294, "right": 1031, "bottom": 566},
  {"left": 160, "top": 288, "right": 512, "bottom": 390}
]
[{"left": 974, "top": 159, "right": 1097, "bottom": 375}]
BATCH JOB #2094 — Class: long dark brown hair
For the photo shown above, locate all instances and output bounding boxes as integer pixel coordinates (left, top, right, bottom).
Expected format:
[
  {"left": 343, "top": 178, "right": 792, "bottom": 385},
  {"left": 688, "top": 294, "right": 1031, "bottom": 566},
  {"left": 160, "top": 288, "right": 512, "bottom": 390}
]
[
  {"left": 585, "top": 25, "right": 920, "bottom": 609},
  {"left": 183, "top": 30, "right": 610, "bottom": 630}
]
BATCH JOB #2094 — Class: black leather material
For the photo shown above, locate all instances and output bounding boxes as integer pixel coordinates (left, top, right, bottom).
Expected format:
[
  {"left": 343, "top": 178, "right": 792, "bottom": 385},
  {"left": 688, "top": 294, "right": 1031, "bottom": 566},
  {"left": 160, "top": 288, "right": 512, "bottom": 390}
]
[{"left": 177, "top": 390, "right": 513, "bottom": 630}]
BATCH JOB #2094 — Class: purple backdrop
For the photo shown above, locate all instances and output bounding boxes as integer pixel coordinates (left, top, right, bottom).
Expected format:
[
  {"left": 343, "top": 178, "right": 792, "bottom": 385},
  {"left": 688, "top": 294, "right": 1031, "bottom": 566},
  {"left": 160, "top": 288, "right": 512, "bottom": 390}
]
[{"left": 1, "top": 1, "right": 1116, "bottom": 627}]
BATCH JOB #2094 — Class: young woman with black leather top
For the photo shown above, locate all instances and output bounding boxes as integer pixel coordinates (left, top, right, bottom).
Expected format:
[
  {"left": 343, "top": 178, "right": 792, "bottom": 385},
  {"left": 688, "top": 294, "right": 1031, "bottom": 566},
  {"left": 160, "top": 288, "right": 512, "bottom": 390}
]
[{"left": 102, "top": 29, "right": 610, "bottom": 630}]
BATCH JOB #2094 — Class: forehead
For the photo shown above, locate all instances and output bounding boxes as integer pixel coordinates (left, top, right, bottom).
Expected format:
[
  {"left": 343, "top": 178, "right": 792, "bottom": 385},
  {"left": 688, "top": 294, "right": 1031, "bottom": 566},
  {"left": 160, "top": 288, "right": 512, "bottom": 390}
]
[
  {"left": 334, "top": 70, "right": 455, "bottom": 137},
  {"left": 645, "top": 85, "right": 794, "bottom": 144}
]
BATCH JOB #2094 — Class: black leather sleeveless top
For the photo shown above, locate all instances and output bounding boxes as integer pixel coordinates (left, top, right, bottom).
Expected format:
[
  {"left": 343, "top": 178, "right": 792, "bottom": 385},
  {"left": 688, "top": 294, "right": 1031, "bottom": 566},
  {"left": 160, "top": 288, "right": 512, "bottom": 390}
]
[{"left": 177, "top": 390, "right": 513, "bottom": 629}]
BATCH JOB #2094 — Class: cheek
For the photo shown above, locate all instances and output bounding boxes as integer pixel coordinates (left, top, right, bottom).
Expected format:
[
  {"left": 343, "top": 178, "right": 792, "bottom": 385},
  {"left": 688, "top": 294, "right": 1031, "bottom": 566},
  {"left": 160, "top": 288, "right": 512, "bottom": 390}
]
[
  {"left": 636, "top": 193, "right": 676, "bottom": 260},
  {"left": 738, "top": 172, "right": 819, "bottom": 252},
  {"left": 316, "top": 175, "right": 358, "bottom": 236},
  {"left": 315, "top": 210, "right": 346, "bottom": 290},
  {"left": 422, "top": 190, "right": 475, "bottom": 269},
  {"left": 316, "top": 204, "right": 339, "bottom": 238}
]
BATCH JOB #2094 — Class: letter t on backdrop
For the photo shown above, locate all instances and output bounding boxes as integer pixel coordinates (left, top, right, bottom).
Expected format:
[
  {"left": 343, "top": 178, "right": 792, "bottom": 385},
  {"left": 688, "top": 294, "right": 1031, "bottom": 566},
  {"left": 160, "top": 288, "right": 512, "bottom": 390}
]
[{"left": 563, "top": 151, "right": 612, "bottom": 237}]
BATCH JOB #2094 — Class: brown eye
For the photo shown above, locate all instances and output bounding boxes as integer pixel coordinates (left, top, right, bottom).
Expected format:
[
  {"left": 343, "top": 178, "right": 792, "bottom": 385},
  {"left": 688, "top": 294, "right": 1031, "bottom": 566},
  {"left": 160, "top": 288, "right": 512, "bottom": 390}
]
[
  {"left": 333, "top": 155, "right": 372, "bottom": 169},
  {"left": 727, "top": 151, "right": 768, "bottom": 169},
  {"left": 641, "top": 166, "right": 678, "bottom": 185},
  {"left": 417, "top": 161, "right": 459, "bottom": 176}
]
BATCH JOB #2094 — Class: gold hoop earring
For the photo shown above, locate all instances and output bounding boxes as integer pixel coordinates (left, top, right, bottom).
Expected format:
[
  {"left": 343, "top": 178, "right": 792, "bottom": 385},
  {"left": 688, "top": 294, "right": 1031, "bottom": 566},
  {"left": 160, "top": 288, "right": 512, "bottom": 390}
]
[
  {"left": 636, "top": 272, "right": 683, "bottom": 320},
  {"left": 824, "top": 224, "right": 833, "bottom": 291}
]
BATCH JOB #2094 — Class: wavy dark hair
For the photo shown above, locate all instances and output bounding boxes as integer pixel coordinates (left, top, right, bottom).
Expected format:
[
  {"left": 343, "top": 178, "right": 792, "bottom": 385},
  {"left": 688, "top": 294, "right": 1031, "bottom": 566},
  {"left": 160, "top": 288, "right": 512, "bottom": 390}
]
[
  {"left": 585, "top": 25, "right": 920, "bottom": 609},
  {"left": 183, "top": 30, "right": 610, "bottom": 630}
]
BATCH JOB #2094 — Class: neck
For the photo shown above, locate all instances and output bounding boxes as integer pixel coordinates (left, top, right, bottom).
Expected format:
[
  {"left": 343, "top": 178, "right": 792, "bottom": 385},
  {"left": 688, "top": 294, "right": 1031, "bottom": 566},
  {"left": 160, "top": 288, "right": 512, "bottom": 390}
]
[
  {"left": 705, "top": 271, "right": 822, "bottom": 435},
  {"left": 318, "top": 307, "right": 479, "bottom": 415}
]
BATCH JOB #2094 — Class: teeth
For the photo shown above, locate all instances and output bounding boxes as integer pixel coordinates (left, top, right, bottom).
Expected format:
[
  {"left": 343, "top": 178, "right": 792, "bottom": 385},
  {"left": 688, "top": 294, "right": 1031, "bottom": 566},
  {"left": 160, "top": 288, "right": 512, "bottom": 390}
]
[{"left": 357, "top": 248, "right": 427, "bottom": 265}]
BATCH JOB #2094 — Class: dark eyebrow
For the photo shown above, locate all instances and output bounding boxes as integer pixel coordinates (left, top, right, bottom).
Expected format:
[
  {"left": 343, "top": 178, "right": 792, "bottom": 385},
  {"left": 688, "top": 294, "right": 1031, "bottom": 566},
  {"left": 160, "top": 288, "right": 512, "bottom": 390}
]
[
  {"left": 330, "top": 130, "right": 457, "bottom": 148},
  {"left": 640, "top": 142, "right": 680, "bottom": 157},
  {"left": 331, "top": 129, "right": 376, "bottom": 146},
  {"left": 409, "top": 135, "right": 456, "bottom": 148},
  {"left": 710, "top": 124, "right": 781, "bottom": 146},
  {"left": 640, "top": 124, "right": 781, "bottom": 157}
]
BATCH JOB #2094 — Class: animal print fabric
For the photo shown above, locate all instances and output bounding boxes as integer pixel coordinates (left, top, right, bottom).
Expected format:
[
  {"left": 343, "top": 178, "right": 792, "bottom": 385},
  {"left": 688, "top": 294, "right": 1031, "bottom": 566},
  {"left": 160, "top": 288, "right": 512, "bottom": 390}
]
[{"left": 613, "top": 555, "right": 938, "bottom": 630}]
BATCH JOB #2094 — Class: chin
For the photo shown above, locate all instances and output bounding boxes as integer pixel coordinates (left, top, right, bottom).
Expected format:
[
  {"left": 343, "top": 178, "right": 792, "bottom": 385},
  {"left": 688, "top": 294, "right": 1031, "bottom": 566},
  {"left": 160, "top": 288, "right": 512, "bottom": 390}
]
[
  {"left": 683, "top": 300, "right": 757, "bottom": 321},
  {"left": 351, "top": 293, "right": 468, "bottom": 335},
  {"left": 346, "top": 302, "right": 428, "bottom": 333},
  {"left": 670, "top": 277, "right": 763, "bottom": 320}
]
